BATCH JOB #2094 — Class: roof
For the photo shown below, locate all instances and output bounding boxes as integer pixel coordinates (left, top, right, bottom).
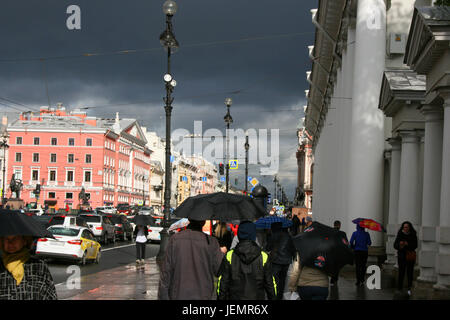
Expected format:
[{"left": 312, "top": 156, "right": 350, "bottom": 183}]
[{"left": 383, "top": 70, "right": 426, "bottom": 92}]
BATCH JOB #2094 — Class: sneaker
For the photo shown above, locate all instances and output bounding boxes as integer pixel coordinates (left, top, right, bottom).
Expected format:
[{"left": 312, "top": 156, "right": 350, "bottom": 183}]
[
  {"left": 407, "top": 290, "right": 411, "bottom": 296},
  {"left": 140, "top": 259, "right": 145, "bottom": 264},
  {"left": 136, "top": 259, "right": 140, "bottom": 265}
]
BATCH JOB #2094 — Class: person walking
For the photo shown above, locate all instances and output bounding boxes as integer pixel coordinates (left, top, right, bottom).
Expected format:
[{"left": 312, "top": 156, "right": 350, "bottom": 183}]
[
  {"left": 394, "top": 221, "right": 418, "bottom": 296},
  {"left": 217, "top": 221, "right": 277, "bottom": 300},
  {"left": 330, "top": 220, "right": 348, "bottom": 286},
  {"left": 291, "top": 214, "right": 300, "bottom": 236},
  {"left": 213, "top": 222, "right": 233, "bottom": 254},
  {"left": 0, "top": 235, "right": 57, "bottom": 300},
  {"left": 158, "top": 219, "right": 224, "bottom": 300},
  {"left": 265, "top": 222, "right": 295, "bottom": 299},
  {"left": 134, "top": 225, "right": 148, "bottom": 265},
  {"left": 287, "top": 252, "right": 329, "bottom": 300},
  {"left": 350, "top": 224, "right": 372, "bottom": 286}
]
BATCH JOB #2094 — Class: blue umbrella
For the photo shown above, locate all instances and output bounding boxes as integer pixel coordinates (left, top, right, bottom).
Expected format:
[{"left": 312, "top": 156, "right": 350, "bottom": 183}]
[{"left": 254, "top": 216, "right": 293, "bottom": 229}]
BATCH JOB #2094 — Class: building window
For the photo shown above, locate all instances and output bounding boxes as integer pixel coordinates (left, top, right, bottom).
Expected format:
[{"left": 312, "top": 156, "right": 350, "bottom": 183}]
[
  {"left": 50, "top": 153, "right": 57, "bottom": 163},
  {"left": 32, "top": 170, "right": 39, "bottom": 181},
  {"left": 84, "top": 171, "right": 91, "bottom": 183},
  {"left": 15, "top": 153, "right": 21, "bottom": 162},
  {"left": 51, "top": 138, "right": 57, "bottom": 146},
  {"left": 66, "top": 192, "right": 73, "bottom": 199},
  {"left": 68, "top": 154, "right": 74, "bottom": 163},
  {"left": 69, "top": 138, "right": 75, "bottom": 146},
  {"left": 67, "top": 171, "right": 74, "bottom": 182},
  {"left": 86, "top": 138, "right": 93, "bottom": 146},
  {"left": 33, "top": 137, "right": 40, "bottom": 145},
  {"left": 85, "top": 154, "right": 92, "bottom": 163},
  {"left": 32, "top": 153, "right": 39, "bottom": 163},
  {"left": 49, "top": 170, "right": 56, "bottom": 182},
  {"left": 48, "top": 192, "right": 56, "bottom": 199},
  {"left": 16, "top": 137, "right": 22, "bottom": 145}
]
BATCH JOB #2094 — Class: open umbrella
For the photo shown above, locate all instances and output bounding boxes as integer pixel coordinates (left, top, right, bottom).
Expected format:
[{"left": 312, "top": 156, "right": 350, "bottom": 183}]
[
  {"left": 173, "top": 192, "right": 267, "bottom": 222},
  {"left": 352, "top": 218, "right": 386, "bottom": 232},
  {"left": 254, "top": 216, "right": 293, "bottom": 229},
  {"left": 292, "top": 222, "right": 353, "bottom": 276},
  {"left": 131, "top": 215, "right": 155, "bottom": 226},
  {"left": 0, "top": 210, "right": 54, "bottom": 238}
]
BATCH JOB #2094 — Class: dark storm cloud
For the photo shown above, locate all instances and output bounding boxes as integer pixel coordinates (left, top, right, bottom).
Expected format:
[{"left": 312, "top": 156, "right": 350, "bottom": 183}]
[{"left": 0, "top": 0, "right": 317, "bottom": 197}]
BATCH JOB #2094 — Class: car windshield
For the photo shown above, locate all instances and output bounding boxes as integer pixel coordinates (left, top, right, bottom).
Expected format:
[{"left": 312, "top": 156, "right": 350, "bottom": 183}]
[
  {"left": 48, "top": 227, "right": 80, "bottom": 237},
  {"left": 80, "top": 215, "right": 101, "bottom": 223},
  {"left": 117, "top": 204, "right": 129, "bottom": 209}
]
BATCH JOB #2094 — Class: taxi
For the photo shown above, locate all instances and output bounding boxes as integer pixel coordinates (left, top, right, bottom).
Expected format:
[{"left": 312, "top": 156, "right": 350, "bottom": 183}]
[{"left": 36, "top": 224, "right": 101, "bottom": 265}]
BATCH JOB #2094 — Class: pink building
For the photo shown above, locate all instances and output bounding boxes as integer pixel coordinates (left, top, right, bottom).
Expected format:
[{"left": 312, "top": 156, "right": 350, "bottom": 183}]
[{"left": 7, "top": 105, "right": 151, "bottom": 210}]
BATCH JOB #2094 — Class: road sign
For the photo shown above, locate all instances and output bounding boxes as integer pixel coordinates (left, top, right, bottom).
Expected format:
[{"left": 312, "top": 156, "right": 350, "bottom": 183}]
[
  {"left": 229, "top": 160, "right": 238, "bottom": 170},
  {"left": 220, "top": 177, "right": 226, "bottom": 182},
  {"left": 250, "top": 178, "right": 259, "bottom": 187},
  {"left": 202, "top": 177, "right": 207, "bottom": 182},
  {"left": 247, "top": 176, "right": 252, "bottom": 182}
]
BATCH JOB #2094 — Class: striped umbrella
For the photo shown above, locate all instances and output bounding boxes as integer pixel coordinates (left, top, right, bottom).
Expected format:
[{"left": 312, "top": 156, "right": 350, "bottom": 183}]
[{"left": 352, "top": 218, "right": 386, "bottom": 232}]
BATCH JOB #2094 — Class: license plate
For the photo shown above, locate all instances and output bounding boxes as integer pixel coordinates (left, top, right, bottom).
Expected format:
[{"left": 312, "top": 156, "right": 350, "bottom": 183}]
[{"left": 51, "top": 241, "right": 65, "bottom": 246}]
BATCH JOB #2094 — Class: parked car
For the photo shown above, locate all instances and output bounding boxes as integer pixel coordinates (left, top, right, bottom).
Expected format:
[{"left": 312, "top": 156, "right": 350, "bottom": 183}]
[
  {"left": 116, "top": 203, "right": 132, "bottom": 215},
  {"left": 101, "top": 214, "right": 134, "bottom": 241},
  {"left": 79, "top": 214, "right": 116, "bottom": 244},
  {"left": 95, "top": 206, "right": 117, "bottom": 214},
  {"left": 138, "top": 206, "right": 154, "bottom": 216},
  {"left": 35, "top": 225, "right": 101, "bottom": 265}
]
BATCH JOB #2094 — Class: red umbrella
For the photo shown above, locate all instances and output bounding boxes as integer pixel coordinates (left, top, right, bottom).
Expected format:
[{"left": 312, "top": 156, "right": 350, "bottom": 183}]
[{"left": 352, "top": 218, "right": 386, "bottom": 232}]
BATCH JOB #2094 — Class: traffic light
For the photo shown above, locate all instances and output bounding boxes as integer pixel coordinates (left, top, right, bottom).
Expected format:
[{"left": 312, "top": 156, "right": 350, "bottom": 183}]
[{"left": 219, "top": 163, "right": 224, "bottom": 175}]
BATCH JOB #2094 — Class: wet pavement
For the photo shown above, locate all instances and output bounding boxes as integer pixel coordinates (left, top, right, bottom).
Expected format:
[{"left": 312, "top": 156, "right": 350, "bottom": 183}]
[{"left": 56, "top": 257, "right": 403, "bottom": 300}]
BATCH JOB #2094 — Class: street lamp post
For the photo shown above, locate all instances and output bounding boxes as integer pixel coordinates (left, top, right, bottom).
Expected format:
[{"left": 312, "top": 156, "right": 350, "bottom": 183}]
[
  {"left": 244, "top": 133, "right": 249, "bottom": 194},
  {"left": 0, "top": 131, "right": 9, "bottom": 206},
  {"left": 157, "top": 0, "right": 179, "bottom": 263},
  {"left": 224, "top": 98, "right": 233, "bottom": 193}
]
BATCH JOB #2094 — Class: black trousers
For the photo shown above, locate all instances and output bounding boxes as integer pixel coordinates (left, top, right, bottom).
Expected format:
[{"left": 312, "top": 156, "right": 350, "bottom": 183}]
[
  {"left": 354, "top": 250, "right": 368, "bottom": 284},
  {"left": 272, "top": 263, "right": 289, "bottom": 300},
  {"left": 398, "top": 258, "right": 414, "bottom": 290},
  {"left": 136, "top": 242, "right": 146, "bottom": 260}
]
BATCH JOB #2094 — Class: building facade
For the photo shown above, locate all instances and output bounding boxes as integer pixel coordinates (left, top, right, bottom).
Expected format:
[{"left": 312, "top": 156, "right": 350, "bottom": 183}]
[
  {"left": 6, "top": 106, "right": 151, "bottom": 210},
  {"left": 303, "top": 0, "right": 450, "bottom": 294}
]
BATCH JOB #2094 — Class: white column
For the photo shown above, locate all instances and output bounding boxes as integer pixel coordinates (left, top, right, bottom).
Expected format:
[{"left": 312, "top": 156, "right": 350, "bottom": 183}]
[
  {"left": 347, "top": 0, "right": 386, "bottom": 246},
  {"left": 397, "top": 130, "right": 422, "bottom": 226},
  {"left": 386, "top": 137, "right": 401, "bottom": 265},
  {"left": 436, "top": 93, "right": 450, "bottom": 289},
  {"left": 418, "top": 105, "right": 443, "bottom": 283}
]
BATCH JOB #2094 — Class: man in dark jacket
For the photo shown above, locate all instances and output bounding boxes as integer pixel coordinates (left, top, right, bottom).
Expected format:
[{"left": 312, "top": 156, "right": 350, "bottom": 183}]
[
  {"left": 217, "top": 221, "right": 277, "bottom": 300},
  {"left": 265, "top": 222, "right": 295, "bottom": 299},
  {"left": 350, "top": 225, "right": 372, "bottom": 286},
  {"left": 158, "top": 219, "right": 224, "bottom": 300}
]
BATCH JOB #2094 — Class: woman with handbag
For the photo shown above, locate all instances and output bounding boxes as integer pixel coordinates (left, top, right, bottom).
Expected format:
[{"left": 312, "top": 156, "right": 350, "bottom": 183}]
[{"left": 394, "top": 221, "right": 418, "bottom": 296}]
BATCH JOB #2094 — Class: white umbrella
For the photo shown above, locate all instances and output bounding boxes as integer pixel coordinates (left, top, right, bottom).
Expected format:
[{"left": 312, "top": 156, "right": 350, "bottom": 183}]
[{"left": 168, "top": 218, "right": 190, "bottom": 232}]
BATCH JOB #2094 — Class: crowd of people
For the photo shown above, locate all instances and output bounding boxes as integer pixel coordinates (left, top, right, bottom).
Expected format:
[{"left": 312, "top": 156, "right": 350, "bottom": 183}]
[{"left": 0, "top": 208, "right": 418, "bottom": 300}]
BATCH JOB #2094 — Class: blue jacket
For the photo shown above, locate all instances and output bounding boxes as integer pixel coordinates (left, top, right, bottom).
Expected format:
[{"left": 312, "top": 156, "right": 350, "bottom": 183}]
[{"left": 350, "top": 225, "right": 371, "bottom": 251}]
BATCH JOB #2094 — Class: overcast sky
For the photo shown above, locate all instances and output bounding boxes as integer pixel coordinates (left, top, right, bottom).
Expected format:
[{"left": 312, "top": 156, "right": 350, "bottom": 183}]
[{"left": 0, "top": 0, "right": 317, "bottom": 200}]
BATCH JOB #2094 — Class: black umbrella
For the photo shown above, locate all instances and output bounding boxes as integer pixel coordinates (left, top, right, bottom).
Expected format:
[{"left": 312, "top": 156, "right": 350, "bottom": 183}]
[
  {"left": 0, "top": 210, "right": 54, "bottom": 238},
  {"left": 173, "top": 192, "right": 267, "bottom": 222},
  {"left": 131, "top": 215, "right": 155, "bottom": 226},
  {"left": 292, "top": 222, "right": 353, "bottom": 276}
]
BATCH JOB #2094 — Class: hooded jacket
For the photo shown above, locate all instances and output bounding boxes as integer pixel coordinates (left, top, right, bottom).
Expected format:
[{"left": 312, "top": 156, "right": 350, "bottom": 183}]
[
  {"left": 350, "top": 225, "right": 372, "bottom": 252},
  {"left": 217, "top": 240, "right": 277, "bottom": 300}
]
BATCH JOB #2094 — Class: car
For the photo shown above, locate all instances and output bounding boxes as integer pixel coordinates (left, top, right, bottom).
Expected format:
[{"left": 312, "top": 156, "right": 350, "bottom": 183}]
[
  {"left": 138, "top": 206, "right": 154, "bottom": 216},
  {"left": 146, "top": 216, "right": 164, "bottom": 243},
  {"left": 35, "top": 225, "right": 101, "bottom": 265},
  {"left": 100, "top": 214, "right": 134, "bottom": 241},
  {"left": 116, "top": 203, "right": 132, "bottom": 215},
  {"left": 79, "top": 214, "right": 116, "bottom": 244},
  {"left": 31, "top": 214, "right": 54, "bottom": 229},
  {"left": 95, "top": 206, "right": 117, "bottom": 214},
  {"left": 45, "top": 215, "right": 88, "bottom": 228}
]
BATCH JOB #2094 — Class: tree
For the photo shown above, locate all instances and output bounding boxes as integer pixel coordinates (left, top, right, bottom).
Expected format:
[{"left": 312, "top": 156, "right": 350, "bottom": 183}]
[{"left": 434, "top": 0, "right": 450, "bottom": 6}]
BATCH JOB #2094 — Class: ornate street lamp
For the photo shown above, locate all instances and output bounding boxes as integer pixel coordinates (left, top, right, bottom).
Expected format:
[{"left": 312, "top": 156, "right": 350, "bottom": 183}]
[
  {"left": 157, "top": 0, "right": 179, "bottom": 263},
  {"left": 224, "top": 98, "right": 233, "bottom": 193},
  {"left": 0, "top": 130, "right": 9, "bottom": 206}
]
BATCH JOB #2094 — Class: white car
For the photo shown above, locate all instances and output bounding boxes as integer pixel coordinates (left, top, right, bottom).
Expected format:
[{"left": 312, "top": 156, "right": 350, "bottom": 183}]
[
  {"left": 96, "top": 206, "right": 117, "bottom": 214},
  {"left": 35, "top": 225, "right": 101, "bottom": 265},
  {"left": 147, "top": 216, "right": 163, "bottom": 243},
  {"left": 28, "top": 208, "right": 45, "bottom": 216}
]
